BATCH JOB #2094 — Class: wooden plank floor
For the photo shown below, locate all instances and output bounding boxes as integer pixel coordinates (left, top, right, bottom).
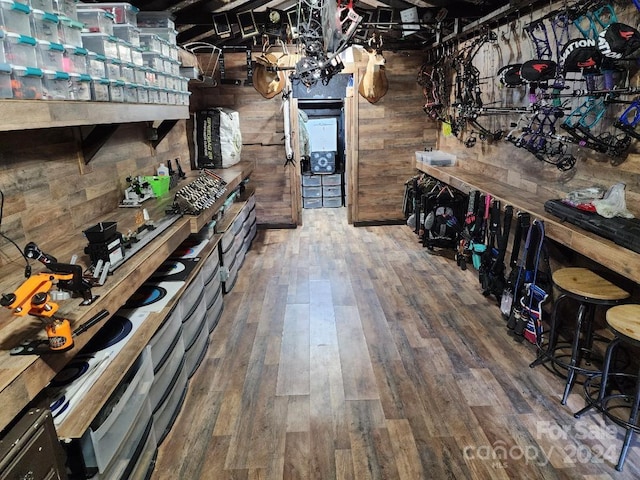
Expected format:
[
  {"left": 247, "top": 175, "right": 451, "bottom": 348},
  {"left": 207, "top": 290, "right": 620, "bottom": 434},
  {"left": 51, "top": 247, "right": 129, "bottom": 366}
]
[{"left": 152, "top": 208, "right": 640, "bottom": 480}]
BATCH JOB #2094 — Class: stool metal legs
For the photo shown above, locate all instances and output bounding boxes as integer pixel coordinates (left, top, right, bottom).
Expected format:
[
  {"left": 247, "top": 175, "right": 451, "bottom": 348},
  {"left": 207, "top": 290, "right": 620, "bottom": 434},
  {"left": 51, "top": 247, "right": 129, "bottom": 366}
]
[
  {"left": 562, "top": 302, "right": 591, "bottom": 405},
  {"left": 616, "top": 363, "right": 640, "bottom": 471}
]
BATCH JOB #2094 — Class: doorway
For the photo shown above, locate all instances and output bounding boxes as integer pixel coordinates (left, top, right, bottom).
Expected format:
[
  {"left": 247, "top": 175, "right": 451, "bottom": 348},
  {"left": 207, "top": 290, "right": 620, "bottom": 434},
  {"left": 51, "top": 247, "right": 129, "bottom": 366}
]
[{"left": 298, "top": 99, "right": 346, "bottom": 210}]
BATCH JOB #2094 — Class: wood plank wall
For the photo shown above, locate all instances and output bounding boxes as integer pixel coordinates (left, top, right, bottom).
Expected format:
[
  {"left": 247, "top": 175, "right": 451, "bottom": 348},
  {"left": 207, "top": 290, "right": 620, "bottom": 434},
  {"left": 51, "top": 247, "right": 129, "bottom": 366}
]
[
  {"left": 190, "top": 54, "right": 294, "bottom": 227},
  {"left": 191, "top": 49, "right": 438, "bottom": 226},
  {"left": 355, "top": 51, "right": 439, "bottom": 223},
  {"left": 435, "top": 2, "right": 640, "bottom": 218},
  {"left": 0, "top": 122, "right": 190, "bottom": 267}
]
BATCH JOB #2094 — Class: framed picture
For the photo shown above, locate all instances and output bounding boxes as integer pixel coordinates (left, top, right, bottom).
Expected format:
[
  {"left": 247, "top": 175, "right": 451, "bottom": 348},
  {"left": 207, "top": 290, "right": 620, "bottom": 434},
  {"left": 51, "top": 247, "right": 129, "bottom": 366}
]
[
  {"left": 213, "top": 13, "right": 231, "bottom": 37},
  {"left": 237, "top": 10, "right": 258, "bottom": 38},
  {"left": 287, "top": 8, "right": 299, "bottom": 39},
  {"left": 376, "top": 8, "right": 393, "bottom": 30},
  {"left": 355, "top": 9, "right": 373, "bottom": 40}
]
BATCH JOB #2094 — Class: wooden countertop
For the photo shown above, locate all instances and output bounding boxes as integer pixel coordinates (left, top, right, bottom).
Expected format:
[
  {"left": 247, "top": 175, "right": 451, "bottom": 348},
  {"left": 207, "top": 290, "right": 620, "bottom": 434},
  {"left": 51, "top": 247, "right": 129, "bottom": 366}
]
[
  {"left": 0, "top": 161, "right": 254, "bottom": 435},
  {"left": 416, "top": 162, "right": 640, "bottom": 286}
]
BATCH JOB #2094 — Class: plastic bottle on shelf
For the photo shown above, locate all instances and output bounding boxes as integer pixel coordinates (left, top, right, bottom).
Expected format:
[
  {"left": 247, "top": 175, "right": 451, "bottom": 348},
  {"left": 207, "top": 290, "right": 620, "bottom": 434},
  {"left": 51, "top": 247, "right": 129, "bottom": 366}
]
[{"left": 157, "top": 163, "right": 169, "bottom": 176}]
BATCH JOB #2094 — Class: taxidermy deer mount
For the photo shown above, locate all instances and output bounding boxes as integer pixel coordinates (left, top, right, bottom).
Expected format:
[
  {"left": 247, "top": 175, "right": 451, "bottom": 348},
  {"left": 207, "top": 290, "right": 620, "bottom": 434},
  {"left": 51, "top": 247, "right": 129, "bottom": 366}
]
[{"left": 358, "top": 33, "right": 388, "bottom": 104}]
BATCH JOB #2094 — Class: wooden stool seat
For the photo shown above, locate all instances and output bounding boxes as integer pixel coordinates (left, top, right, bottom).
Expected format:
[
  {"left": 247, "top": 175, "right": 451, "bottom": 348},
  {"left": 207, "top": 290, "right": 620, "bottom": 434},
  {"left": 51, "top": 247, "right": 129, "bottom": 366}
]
[
  {"left": 531, "top": 267, "right": 630, "bottom": 406},
  {"left": 553, "top": 268, "right": 630, "bottom": 302},
  {"left": 574, "top": 304, "right": 640, "bottom": 471},
  {"left": 607, "top": 304, "right": 640, "bottom": 345}
]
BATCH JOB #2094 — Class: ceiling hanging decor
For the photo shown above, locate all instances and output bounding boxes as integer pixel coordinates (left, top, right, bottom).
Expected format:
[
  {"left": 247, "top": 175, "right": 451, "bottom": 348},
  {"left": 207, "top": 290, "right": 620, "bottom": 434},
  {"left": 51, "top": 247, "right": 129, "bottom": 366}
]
[{"left": 293, "top": 0, "right": 362, "bottom": 88}]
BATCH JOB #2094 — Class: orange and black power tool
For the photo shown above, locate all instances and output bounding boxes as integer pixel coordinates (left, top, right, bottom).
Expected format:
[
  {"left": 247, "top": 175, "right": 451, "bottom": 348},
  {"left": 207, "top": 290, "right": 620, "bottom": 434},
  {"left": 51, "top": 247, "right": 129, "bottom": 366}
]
[
  {"left": 1, "top": 243, "right": 99, "bottom": 353},
  {"left": 1, "top": 272, "right": 75, "bottom": 351}
]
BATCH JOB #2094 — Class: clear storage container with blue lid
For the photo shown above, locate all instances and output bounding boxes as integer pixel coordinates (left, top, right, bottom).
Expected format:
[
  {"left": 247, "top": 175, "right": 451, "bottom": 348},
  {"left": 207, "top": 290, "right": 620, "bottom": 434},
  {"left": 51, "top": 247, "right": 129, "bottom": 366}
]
[
  {"left": 3, "top": 32, "right": 36, "bottom": 66},
  {"left": 90, "top": 74, "right": 109, "bottom": 101},
  {"left": 30, "top": 9, "right": 59, "bottom": 43},
  {"left": 36, "top": 38, "right": 63, "bottom": 70},
  {"left": 62, "top": 44, "right": 87, "bottom": 73},
  {"left": 91, "top": 2, "right": 138, "bottom": 25},
  {"left": 68, "top": 71, "right": 90, "bottom": 99},
  {"left": 10, "top": 64, "right": 42, "bottom": 99},
  {"left": 57, "top": 15, "right": 82, "bottom": 46},
  {"left": 0, "top": 0, "right": 31, "bottom": 36},
  {"left": 76, "top": 8, "right": 114, "bottom": 35},
  {"left": 81, "top": 32, "right": 118, "bottom": 59},
  {"left": 0, "top": 61, "right": 12, "bottom": 97},
  {"left": 41, "top": 68, "right": 69, "bottom": 99}
]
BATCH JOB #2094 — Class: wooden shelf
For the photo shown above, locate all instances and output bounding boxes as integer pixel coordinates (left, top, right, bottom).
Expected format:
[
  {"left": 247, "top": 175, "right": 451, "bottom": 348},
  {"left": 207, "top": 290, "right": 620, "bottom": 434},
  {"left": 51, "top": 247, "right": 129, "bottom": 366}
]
[
  {"left": 0, "top": 101, "right": 189, "bottom": 131},
  {"left": 0, "top": 161, "right": 253, "bottom": 434},
  {"left": 416, "top": 162, "right": 640, "bottom": 285}
]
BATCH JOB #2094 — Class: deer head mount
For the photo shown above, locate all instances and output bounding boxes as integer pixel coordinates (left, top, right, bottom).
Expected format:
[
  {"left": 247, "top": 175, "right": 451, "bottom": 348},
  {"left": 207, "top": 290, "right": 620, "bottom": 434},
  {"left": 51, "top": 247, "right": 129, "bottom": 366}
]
[
  {"left": 358, "top": 33, "right": 388, "bottom": 104},
  {"left": 253, "top": 39, "right": 288, "bottom": 99}
]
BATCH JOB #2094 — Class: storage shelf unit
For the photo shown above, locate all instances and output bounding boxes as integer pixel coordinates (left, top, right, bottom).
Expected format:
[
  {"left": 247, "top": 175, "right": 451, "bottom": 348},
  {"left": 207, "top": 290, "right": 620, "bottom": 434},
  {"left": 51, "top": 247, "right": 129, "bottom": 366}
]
[
  {"left": 0, "top": 100, "right": 189, "bottom": 131},
  {"left": 216, "top": 187, "right": 257, "bottom": 294},
  {"left": 0, "top": 161, "right": 254, "bottom": 439},
  {"left": 302, "top": 173, "right": 343, "bottom": 209}
]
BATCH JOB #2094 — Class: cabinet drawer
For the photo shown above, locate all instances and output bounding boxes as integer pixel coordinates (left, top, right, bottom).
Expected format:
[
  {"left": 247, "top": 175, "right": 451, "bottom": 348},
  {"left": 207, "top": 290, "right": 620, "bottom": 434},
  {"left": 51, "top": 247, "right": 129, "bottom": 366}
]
[
  {"left": 321, "top": 173, "right": 341, "bottom": 186},
  {"left": 149, "top": 335, "right": 185, "bottom": 413},
  {"left": 302, "top": 186, "right": 322, "bottom": 198},
  {"left": 206, "top": 284, "right": 224, "bottom": 332},
  {"left": 323, "top": 185, "right": 341, "bottom": 197},
  {"left": 148, "top": 304, "right": 182, "bottom": 372},
  {"left": 81, "top": 349, "right": 153, "bottom": 473},
  {"left": 184, "top": 319, "right": 209, "bottom": 378},
  {"left": 153, "top": 363, "right": 188, "bottom": 445}
]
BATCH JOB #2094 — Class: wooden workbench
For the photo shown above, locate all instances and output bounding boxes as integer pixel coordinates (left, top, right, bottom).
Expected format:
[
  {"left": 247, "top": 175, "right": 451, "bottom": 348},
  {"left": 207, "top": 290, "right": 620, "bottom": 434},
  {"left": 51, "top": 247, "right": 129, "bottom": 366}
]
[
  {"left": 416, "top": 162, "right": 640, "bottom": 286},
  {"left": 0, "top": 161, "right": 254, "bottom": 435}
]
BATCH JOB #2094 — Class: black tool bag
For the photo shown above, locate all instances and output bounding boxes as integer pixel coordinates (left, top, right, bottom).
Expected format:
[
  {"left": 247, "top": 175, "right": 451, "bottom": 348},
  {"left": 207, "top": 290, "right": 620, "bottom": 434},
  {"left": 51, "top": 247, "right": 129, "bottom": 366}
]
[
  {"left": 480, "top": 203, "right": 514, "bottom": 302},
  {"left": 421, "top": 186, "right": 467, "bottom": 251}
]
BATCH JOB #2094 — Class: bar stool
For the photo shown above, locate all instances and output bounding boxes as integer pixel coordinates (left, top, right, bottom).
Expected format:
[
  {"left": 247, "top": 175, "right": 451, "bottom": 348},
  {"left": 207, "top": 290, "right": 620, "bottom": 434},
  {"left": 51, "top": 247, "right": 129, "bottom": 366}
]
[
  {"left": 529, "top": 267, "right": 629, "bottom": 405},
  {"left": 574, "top": 304, "right": 640, "bottom": 471}
]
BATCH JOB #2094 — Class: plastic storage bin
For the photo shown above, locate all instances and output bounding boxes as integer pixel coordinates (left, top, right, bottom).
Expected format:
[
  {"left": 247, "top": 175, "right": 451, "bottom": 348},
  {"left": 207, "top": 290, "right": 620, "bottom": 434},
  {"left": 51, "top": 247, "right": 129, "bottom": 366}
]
[
  {"left": 86, "top": 50, "right": 105, "bottom": 77},
  {"left": 92, "top": 2, "right": 138, "bottom": 25},
  {"left": 30, "top": 0, "right": 53, "bottom": 12},
  {"left": 57, "top": 15, "right": 82, "bottom": 46},
  {"left": 119, "top": 60, "right": 132, "bottom": 81},
  {"left": 0, "top": 0, "right": 31, "bottom": 36},
  {"left": 3, "top": 32, "right": 36, "bottom": 66},
  {"left": 115, "top": 36, "right": 130, "bottom": 62},
  {"left": 136, "top": 82, "right": 147, "bottom": 102},
  {"left": 0, "top": 62, "right": 11, "bottom": 97},
  {"left": 112, "top": 23, "right": 138, "bottom": 46},
  {"left": 30, "top": 9, "right": 59, "bottom": 42},
  {"left": 36, "top": 39, "right": 63, "bottom": 70},
  {"left": 132, "top": 63, "right": 144, "bottom": 83},
  {"left": 123, "top": 80, "right": 136, "bottom": 102},
  {"left": 76, "top": 8, "right": 114, "bottom": 35},
  {"left": 130, "top": 44, "right": 141, "bottom": 65},
  {"left": 62, "top": 44, "right": 87, "bottom": 73},
  {"left": 147, "top": 84, "right": 158, "bottom": 103},
  {"left": 322, "top": 173, "right": 341, "bottom": 185},
  {"left": 141, "top": 50, "right": 160, "bottom": 70},
  {"left": 104, "top": 56, "right": 120, "bottom": 78},
  {"left": 302, "top": 186, "right": 321, "bottom": 198},
  {"left": 79, "top": 350, "right": 153, "bottom": 474},
  {"left": 322, "top": 185, "right": 341, "bottom": 197},
  {"left": 11, "top": 64, "right": 41, "bottom": 98},
  {"left": 41, "top": 68, "right": 69, "bottom": 99},
  {"left": 68, "top": 71, "right": 90, "bottom": 99},
  {"left": 51, "top": 0, "right": 77, "bottom": 20},
  {"left": 139, "top": 27, "right": 176, "bottom": 45},
  {"left": 138, "top": 31, "right": 160, "bottom": 53},
  {"left": 420, "top": 150, "right": 457, "bottom": 166},
  {"left": 81, "top": 32, "right": 118, "bottom": 59},
  {"left": 323, "top": 196, "right": 342, "bottom": 207},
  {"left": 109, "top": 77, "right": 123, "bottom": 101},
  {"left": 136, "top": 11, "right": 174, "bottom": 29},
  {"left": 158, "top": 36, "right": 169, "bottom": 57},
  {"left": 90, "top": 75, "right": 108, "bottom": 100}
]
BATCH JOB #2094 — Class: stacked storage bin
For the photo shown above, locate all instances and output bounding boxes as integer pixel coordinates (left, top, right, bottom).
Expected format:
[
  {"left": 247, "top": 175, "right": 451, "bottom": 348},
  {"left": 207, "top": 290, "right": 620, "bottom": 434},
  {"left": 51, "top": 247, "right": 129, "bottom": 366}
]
[
  {"left": 218, "top": 190, "right": 256, "bottom": 294},
  {"left": 177, "top": 266, "right": 209, "bottom": 378},
  {"left": 147, "top": 303, "right": 188, "bottom": 445},
  {"left": 302, "top": 173, "right": 343, "bottom": 208},
  {"left": 1, "top": 0, "right": 42, "bottom": 98}
]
